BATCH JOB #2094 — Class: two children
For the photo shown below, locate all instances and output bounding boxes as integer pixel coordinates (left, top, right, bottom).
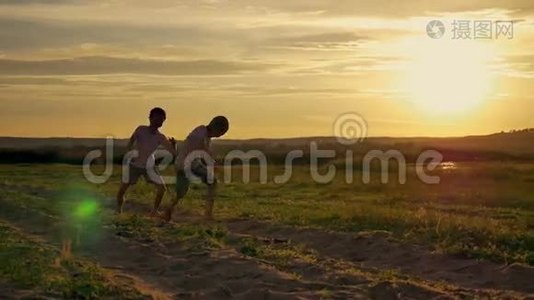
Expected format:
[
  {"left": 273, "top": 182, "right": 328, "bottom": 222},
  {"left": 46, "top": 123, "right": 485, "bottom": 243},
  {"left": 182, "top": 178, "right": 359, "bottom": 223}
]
[{"left": 116, "top": 107, "right": 229, "bottom": 221}]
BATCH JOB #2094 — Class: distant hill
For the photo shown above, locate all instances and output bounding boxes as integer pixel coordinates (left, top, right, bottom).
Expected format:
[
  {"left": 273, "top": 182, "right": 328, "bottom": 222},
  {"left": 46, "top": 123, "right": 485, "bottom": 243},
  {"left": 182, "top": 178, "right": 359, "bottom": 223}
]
[
  {"left": 0, "top": 130, "right": 532, "bottom": 164},
  {"left": 0, "top": 137, "right": 129, "bottom": 149},
  {"left": 1, "top": 130, "right": 532, "bottom": 154},
  {"left": 370, "top": 130, "right": 534, "bottom": 156}
]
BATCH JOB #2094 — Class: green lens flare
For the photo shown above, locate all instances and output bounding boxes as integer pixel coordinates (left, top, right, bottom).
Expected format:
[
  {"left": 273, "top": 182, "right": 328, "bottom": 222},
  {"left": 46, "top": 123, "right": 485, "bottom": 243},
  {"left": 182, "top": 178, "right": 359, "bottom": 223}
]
[{"left": 74, "top": 199, "right": 98, "bottom": 219}]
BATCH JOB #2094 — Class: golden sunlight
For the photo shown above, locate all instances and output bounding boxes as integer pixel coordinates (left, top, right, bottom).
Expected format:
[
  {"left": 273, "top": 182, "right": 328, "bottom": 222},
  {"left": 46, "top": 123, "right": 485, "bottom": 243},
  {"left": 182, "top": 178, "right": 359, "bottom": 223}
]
[{"left": 404, "top": 39, "right": 496, "bottom": 116}]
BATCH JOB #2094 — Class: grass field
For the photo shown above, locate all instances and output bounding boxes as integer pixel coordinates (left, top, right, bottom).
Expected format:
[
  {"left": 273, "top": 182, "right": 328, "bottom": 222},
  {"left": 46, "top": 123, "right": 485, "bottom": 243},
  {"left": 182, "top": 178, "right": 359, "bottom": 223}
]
[{"left": 0, "top": 162, "right": 533, "bottom": 298}]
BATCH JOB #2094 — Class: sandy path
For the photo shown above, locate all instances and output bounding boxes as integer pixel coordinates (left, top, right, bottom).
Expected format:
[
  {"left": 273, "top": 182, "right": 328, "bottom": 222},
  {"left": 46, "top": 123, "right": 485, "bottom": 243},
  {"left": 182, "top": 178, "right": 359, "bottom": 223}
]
[
  {"left": 0, "top": 281, "right": 47, "bottom": 300},
  {"left": 225, "top": 219, "right": 534, "bottom": 296}
]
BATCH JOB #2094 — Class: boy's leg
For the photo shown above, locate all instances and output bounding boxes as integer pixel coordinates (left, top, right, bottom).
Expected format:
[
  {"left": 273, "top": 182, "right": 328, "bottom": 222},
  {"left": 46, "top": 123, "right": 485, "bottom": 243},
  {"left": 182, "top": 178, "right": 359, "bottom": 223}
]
[
  {"left": 117, "top": 164, "right": 142, "bottom": 214},
  {"left": 162, "top": 192, "right": 184, "bottom": 222},
  {"left": 204, "top": 181, "right": 217, "bottom": 220},
  {"left": 145, "top": 167, "right": 166, "bottom": 215},
  {"left": 198, "top": 160, "right": 217, "bottom": 220},
  {"left": 116, "top": 182, "right": 130, "bottom": 214},
  {"left": 151, "top": 183, "right": 166, "bottom": 215},
  {"left": 192, "top": 160, "right": 217, "bottom": 220},
  {"left": 162, "top": 172, "right": 189, "bottom": 222}
]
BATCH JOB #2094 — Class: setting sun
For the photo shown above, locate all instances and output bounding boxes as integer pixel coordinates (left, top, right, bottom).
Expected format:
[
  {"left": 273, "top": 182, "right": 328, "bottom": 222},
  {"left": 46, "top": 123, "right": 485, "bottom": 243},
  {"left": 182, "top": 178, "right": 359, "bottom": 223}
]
[{"left": 405, "top": 39, "right": 495, "bottom": 115}]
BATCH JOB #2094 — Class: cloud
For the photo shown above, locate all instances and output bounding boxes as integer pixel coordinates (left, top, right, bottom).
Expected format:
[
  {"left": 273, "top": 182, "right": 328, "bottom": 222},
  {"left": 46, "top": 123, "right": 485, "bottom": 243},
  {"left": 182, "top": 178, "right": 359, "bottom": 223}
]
[
  {"left": 0, "top": 56, "right": 274, "bottom": 75},
  {"left": 176, "top": 0, "right": 534, "bottom": 19},
  {"left": 278, "top": 0, "right": 533, "bottom": 17},
  {"left": 494, "top": 54, "right": 534, "bottom": 78},
  {"left": 0, "top": 0, "right": 69, "bottom": 4},
  {"left": 277, "top": 32, "right": 366, "bottom": 43},
  {"left": 0, "top": 77, "right": 68, "bottom": 85},
  {"left": 0, "top": 15, "right": 265, "bottom": 57},
  {"left": 219, "top": 85, "right": 359, "bottom": 96},
  {"left": 0, "top": 17, "right": 229, "bottom": 52},
  {"left": 268, "top": 32, "right": 369, "bottom": 51}
]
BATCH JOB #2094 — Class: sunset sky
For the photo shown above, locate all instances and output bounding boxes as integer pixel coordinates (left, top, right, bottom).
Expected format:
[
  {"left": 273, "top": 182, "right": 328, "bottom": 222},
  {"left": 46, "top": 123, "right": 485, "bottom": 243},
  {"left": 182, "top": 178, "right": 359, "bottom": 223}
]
[{"left": 0, "top": 0, "right": 532, "bottom": 139}]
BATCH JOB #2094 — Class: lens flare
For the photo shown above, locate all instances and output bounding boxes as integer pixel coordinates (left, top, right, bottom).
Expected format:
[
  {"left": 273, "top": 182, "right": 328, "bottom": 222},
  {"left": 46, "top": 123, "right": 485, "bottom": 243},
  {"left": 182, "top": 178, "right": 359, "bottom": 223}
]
[{"left": 74, "top": 198, "right": 99, "bottom": 220}]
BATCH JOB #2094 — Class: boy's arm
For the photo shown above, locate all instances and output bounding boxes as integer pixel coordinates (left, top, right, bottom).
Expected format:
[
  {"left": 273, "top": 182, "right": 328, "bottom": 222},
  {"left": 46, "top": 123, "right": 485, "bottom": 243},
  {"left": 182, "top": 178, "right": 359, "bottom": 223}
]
[
  {"left": 204, "top": 143, "right": 216, "bottom": 166},
  {"left": 126, "top": 127, "right": 138, "bottom": 151},
  {"left": 160, "top": 135, "right": 177, "bottom": 157}
]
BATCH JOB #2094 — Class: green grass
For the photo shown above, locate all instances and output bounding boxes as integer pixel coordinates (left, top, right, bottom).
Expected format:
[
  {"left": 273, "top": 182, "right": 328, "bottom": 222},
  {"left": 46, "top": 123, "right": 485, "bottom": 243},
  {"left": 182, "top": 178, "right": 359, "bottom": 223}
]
[
  {"left": 111, "top": 214, "right": 227, "bottom": 251},
  {"left": 0, "top": 162, "right": 533, "bottom": 265},
  {"left": 0, "top": 220, "right": 146, "bottom": 299}
]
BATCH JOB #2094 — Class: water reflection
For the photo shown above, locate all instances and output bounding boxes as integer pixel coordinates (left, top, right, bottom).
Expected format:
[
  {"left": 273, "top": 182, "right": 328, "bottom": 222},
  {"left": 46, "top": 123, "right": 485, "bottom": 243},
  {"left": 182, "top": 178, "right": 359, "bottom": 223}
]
[{"left": 439, "top": 161, "right": 457, "bottom": 170}]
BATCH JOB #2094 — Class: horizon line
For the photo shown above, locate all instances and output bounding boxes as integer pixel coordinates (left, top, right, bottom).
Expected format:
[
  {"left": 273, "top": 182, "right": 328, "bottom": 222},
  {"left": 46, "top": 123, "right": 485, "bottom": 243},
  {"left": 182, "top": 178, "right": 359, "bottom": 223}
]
[{"left": 0, "top": 130, "right": 529, "bottom": 141}]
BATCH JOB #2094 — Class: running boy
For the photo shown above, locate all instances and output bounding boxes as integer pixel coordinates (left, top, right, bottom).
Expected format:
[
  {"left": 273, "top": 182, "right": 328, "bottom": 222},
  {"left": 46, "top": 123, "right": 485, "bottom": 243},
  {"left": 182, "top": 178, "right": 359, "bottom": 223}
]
[
  {"left": 116, "top": 107, "right": 177, "bottom": 215},
  {"left": 163, "top": 116, "right": 229, "bottom": 221}
]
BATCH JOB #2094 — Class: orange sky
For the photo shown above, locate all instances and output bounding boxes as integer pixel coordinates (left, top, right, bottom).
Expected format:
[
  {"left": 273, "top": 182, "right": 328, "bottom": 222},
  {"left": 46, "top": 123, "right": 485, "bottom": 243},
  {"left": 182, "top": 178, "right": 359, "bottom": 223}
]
[{"left": 0, "top": 0, "right": 532, "bottom": 139}]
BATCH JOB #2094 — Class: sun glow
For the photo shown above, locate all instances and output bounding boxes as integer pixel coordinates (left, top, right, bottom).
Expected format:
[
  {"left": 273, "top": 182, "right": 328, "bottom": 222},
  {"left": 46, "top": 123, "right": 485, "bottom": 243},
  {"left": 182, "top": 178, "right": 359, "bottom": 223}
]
[{"left": 404, "top": 39, "right": 496, "bottom": 115}]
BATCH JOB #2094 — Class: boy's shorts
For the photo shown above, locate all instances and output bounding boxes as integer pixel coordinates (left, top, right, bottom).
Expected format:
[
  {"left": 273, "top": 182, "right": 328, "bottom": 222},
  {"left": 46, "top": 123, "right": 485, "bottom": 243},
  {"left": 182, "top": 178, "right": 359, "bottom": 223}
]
[
  {"left": 125, "top": 164, "right": 164, "bottom": 185},
  {"left": 175, "top": 159, "right": 216, "bottom": 198}
]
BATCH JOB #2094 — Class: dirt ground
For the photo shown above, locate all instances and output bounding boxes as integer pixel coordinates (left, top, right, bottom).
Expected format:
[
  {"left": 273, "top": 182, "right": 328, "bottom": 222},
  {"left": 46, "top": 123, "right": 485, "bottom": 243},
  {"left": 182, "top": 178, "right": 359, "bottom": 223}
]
[{"left": 0, "top": 185, "right": 533, "bottom": 299}]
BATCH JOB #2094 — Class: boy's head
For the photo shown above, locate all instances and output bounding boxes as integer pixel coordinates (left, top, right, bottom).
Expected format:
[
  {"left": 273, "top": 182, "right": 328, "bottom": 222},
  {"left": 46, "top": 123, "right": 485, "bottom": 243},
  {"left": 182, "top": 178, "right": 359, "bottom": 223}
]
[
  {"left": 149, "top": 107, "right": 166, "bottom": 128},
  {"left": 207, "top": 116, "right": 229, "bottom": 137}
]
